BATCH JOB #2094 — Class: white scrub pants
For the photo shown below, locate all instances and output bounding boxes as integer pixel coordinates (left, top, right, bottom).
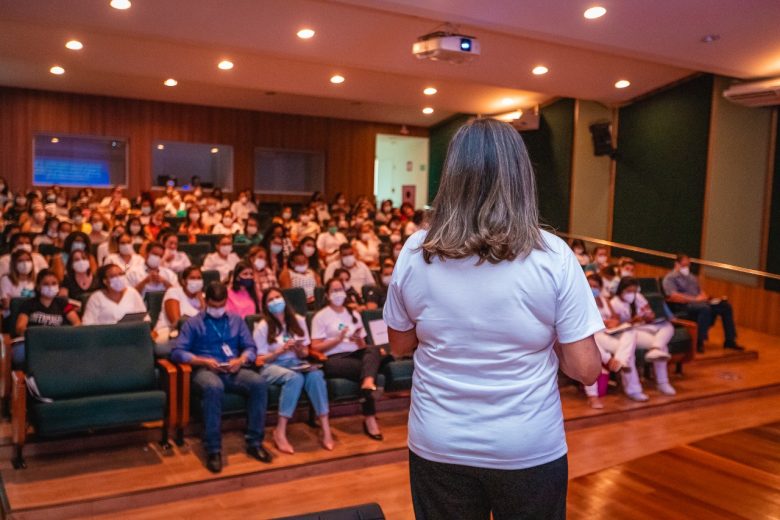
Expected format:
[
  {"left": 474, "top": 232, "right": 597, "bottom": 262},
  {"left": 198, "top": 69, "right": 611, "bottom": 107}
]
[
  {"left": 585, "top": 329, "right": 644, "bottom": 397},
  {"left": 634, "top": 321, "right": 674, "bottom": 386}
]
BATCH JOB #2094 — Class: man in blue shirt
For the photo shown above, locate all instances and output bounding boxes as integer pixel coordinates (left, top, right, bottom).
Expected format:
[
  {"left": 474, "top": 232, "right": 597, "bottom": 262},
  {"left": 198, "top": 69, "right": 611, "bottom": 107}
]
[
  {"left": 172, "top": 281, "right": 271, "bottom": 473},
  {"left": 662, "top": 254, "right": 742, "bottom": 353}
]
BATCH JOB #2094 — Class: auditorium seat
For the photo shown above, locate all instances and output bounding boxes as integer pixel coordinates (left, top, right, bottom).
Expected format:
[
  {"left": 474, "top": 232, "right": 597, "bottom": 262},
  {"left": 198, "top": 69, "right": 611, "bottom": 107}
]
[
  {"left": 202, "top": 269, "right": 221, "bottom": 286},
  {"left": 641, "top": 293, "right": 695, "bottom": 373},
  {"left": 178, "top": 241, "right": 212, "bottom": 267},
  {"left": 195, "top": 234, "right": 222, "bottom": 247},
  {"left": 282, "top": 287, "right": 308, "bottom": 316},
  {"left": 11, "top": 323, "right": 177, "bottom": 469},
  {"left": 637, "top": 277, "right": 662, "bottom": 295}
]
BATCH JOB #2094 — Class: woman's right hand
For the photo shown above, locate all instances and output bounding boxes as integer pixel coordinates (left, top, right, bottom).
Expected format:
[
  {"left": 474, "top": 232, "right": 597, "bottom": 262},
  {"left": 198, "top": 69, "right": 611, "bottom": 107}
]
[{"left": 604, "top": 318, "right": 620, "bottom": 329}]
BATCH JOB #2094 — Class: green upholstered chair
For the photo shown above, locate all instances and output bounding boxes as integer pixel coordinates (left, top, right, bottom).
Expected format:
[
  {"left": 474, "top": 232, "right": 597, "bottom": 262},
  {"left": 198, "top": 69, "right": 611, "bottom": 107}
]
[
  {"left": 282, "top": 287, "right": 308, "bottom": 316},
  {"left": 11, "top": 323, "right": 177, "bottom": 469},
  {"left": 178, "top": 241, "right": 212, "bottom": 267},
  {"left": 202, "top": 270, "right": 221, "bottom": 286}
]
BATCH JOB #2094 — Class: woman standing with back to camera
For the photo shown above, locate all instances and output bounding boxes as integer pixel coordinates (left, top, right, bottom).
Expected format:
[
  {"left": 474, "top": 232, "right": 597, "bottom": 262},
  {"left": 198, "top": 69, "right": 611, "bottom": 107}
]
[{"left": 384, "top": 118, "right": 603, "bottom": 520}]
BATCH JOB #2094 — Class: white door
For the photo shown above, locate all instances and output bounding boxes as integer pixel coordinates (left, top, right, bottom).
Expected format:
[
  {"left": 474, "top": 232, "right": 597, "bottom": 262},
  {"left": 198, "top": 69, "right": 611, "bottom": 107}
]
[{"left": 375, "top": 134, "right": 429, "bottom": 208}]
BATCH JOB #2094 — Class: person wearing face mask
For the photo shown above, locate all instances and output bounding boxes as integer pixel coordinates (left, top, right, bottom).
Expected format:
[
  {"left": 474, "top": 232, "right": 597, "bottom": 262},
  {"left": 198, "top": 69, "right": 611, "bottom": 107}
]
[
  {"left": 230, "top": 190, "right": 257, "bottom": 223},
  {"left": 363, "top": 259, "right": 395, "bottom": 310},
  {"left": 144, "top": 210, "right": 167, "bottom": 240},
  {"left": 254, "top": 288, "right": 334, "bottom": 453},
  {"left": 82, "top": 264, "right": 148, "bottom": 325},
  {"left": 159, "top": 232, "right": 192, "bottom": 274},
  {"left": 298, "top": 236, "right": 323, "bottom": 272},
  {"left": 663, "top": 253, "right": 742, "bottom": 353},
  {"left": 164, "top": 192, "right": 187, "bottom": 217},
  {"left": 87, "top": 212, "right": 109, "bottom": 246},
  {"left": 570, "top": 239, "right": 590, "bottom": 267},
  {"left": 4, "top": 194, "right": 29, "bottom": 223},
  {"left": 99, "top": 186, "right": 131, "bottom": 212},
  {"left": 179, "top": 206, "right": 208, "bottom": 243},
  {"left": 97, "top": 226, "right": 124, "bottom": 266},
  {"left": 333, "top": 268, "right": 366, "bottom": 312},
  {"left": 13, "top": 269, "right": 81, "bottom": 367},
  {"left": 104, "top": 234, "right": 146, "bottom": 273},
  {"left": 171, "top": 281, "right": 271, "bottom": 473},
  {"left": 51, "top": 231, "right": 95, "bottom": 281},
  {"left": 0, "top": 234, "right": 49, "bottom": 279},
  {"left": 126, "top": 242, "right": 180, "bottom": 297},
  {"left": 324, "top": 244, "right": 375, "bottom": 294},
  {"left": 23, "top": 203, "right": 48, "bottom": 234},
  {"left": 154, "top": 266, "right": 205, "bottom": 345},
  {"left": 33, "top": 217, "right": 60, "bottom": 248},
  {"left": 618, "top": 257, "right": 636, "bottom": 279},
  {"left": 203, "top": 236, "right": 241, "bottom": 282},
  {"left": 69, "top": 207, "right": 91, "bottom": 234},
  {"left": 311, "top": 278, "right": 385, "bottom": 441},
  {"left": 126, "top": 217, "right": 149, "bottom": 246},
  {"left": 61, "top": 249, "right": 99, "bottom": 300},
  {"left": 316, "top": 219, "right": 347, "bottom": 264},
  {"left": 352, "top": 222, "right": 381, "bottom": 268},
  {"left": 583, "top": 273, "right": 644, "bottom": 407},
  {"left": 262, "top": 223, "right": 293, "bottom": 268},
  {"left": 248, "top": 246, "right": 279, "bottom": 295},
  {"left": 585, "top": 246, "right": 610, "bottom": 274},
  {"left": 375, "top": 199, "right": 394, "bottom": 224},
  {"left": 598, "top": 264, "right": 621, "bottom": 296},
  {"left": 211, "top": 210, "right": 242, "bottom": 235},
  {"left": 391, "top": 242, "right": 403, "bottom": 261},
  {"left": 279, "top": 206, "right": 294, "bottom": 230},
  {"left": 137, "top": 202, "right": 153, "bottom": 226},
  {"left": 201, "top": 198, "right": 223, "bottom": 230},
  {"left": 330, "top": 192, "right": 349, "bottom": 213},
  {"left": 0, "top": 250, "right": 37, "bottom": 321},
  {"left": 290, "top": 210, "right": 320, "bottom": 244},
  {"left": 279, "top": 249, "right": 320, "bottom": 306},
  {"left": 225, "top": 262, "right": 261, "bottom": 318},
  {"left": 52, "top": 193, "right": 70, "bottom": 218},
  {"left": 611, "top": 277, "right": 677, "bottom": 397}
]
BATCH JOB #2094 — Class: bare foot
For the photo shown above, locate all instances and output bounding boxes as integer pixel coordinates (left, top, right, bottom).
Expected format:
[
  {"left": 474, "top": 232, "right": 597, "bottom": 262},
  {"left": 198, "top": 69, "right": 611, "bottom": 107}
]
[
  {"left": 588, "top": 396, "right": 605, "bottom": 409},
  {"left": 321, "top": 433, "right": 335, "bottom": 451},
  {"left": 273, "top": 429, "right": 294, "bottom": 454}
]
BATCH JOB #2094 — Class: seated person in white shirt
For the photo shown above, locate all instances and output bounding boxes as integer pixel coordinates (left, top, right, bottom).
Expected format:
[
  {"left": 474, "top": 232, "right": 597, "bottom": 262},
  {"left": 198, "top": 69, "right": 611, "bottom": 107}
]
[
  {"left": 0, "top": 249, "right": 37, "bottom": 319},
  {"left": 0, "top": 233, "right": 49, "bottom": 278},
  {"left": 323, "top": 244, "right": 376, "bottom": 293},
  {"left": 211, "top": 210, "right": 243, "bottom": 235},
  {"left": 82, "top": 264, "right": 149, "bottom": 325},
  {"left": 202, "top": 235, "right": 241, "bottom": 282},
  {"left": 291, "top": 209, "right": 321, "bottom": 244},
  {"left": 126, "top": 241, "right": 180, "bottom": 297},
  {"left": 352, "top": 222, "right": 381, "bottom": 268},
  {"left": 99, "top": 186, "right": 131, "bottom": 212},
  {"left": 104, "top": 233, "right": 146, "bottom": 273},
  {"left": 316, "top": 219, "right": 347, "bottom": 265},
  {"left": 200, "top": 198, "right": 223, "bottom": 230},
  {"left": 154, "top": 266, "right": 205, "bottom": 344},
  {"left": 230, "top": 190, "right": 257, "bottom": 223},
  {"left": 159, "top": 232, "right": 192, "bottom": 274}
]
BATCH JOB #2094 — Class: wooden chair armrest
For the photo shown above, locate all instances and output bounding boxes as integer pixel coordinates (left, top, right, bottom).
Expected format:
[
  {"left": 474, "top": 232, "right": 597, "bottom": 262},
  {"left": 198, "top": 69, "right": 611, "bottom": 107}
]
[
  {"left": 1, "top": 334, "right": 12, "bottom": 402},
  {"left": 11, "top": 370, "right": 27, "bottom": 445},
  {"left": 176, "top": 363, "right": 192, "bottom": 428},
  {"left": 155, "top": 359, "right": 178, "bottom": 429}
]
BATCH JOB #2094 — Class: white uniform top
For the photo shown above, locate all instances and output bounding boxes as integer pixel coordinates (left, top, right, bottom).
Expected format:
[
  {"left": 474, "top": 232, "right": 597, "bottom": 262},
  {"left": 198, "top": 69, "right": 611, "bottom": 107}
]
[
  {"left": 609, "top": 292, "right": 652, "bottom": 323},
  {"left": 211, "top": 222, "right": 243, "bottom": 235},
  {"left": 161, "top": 250, "right": 192, "bottom": 274},
  {"left": 104, "top": 253, "right": 146, "bottom": 273},
  {"left": 253, "top": 315, "right": 311, "bottom": 363},
  {"left": 315, "top": 232, "right": 347, "bottom": 263},
  {"left": 0, "top": 253, "right": 49, "bottom": 278},
  {"left": 383, "top": 230, "right": 603, "bottom": 470},
  {"left": 202, "top": 252, "right": 241, "bottom": 282},
  {"left": 125, "top": 265, "right": 180, "bottom": 296},
  {"left": 310, "top": 306, "right": 367, "bottom": 356},
  {"left": 154, "top": 286, "right": 203, "bottom": 333},
  {"left": 323, "top": 259, "right": 375, "bottom": 293},
  {"left": 82, "top": 287, "right": 148, "bottom": 325}
]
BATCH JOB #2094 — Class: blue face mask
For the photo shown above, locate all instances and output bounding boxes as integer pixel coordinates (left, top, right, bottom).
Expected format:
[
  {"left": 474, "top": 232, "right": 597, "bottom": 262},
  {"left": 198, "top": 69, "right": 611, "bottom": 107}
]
[
  {"left": 267, "top": 298, "right": 286, "bottom": 315},
  {"left": 591, "top": 287, "right": 601, "bottom": 298}
]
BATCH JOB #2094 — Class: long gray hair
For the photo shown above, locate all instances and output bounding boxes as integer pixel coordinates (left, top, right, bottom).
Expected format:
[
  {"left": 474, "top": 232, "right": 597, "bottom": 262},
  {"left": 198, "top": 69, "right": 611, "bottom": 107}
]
[{"left": 422, "top": 118, "right": 544, "bottom": 264}]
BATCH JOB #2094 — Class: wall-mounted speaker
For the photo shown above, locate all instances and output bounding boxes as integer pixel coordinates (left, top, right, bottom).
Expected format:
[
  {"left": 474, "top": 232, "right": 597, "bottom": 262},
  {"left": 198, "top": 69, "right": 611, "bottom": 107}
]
[{"left": 589, "top": 122, "right": 617, "bottom": 158}]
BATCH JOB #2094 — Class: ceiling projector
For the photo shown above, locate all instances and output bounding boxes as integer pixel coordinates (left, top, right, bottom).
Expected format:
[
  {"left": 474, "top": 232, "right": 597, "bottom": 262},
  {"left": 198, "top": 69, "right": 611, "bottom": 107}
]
[{"left": 412, "top": 30, "right": 480, "bottom": 64}]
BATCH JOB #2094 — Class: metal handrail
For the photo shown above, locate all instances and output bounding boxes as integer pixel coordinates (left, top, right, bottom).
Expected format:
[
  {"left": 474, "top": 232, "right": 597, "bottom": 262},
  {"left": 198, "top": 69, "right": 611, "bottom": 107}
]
[{"left": 556, "top": 231, "right": 780, "bottom": 282}]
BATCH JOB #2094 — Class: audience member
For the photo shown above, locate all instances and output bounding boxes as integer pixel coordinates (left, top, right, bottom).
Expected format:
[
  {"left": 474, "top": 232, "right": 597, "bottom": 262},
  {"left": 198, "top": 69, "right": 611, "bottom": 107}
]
[
  {"left": 154, "top": 266, "right": 205, "bottom": 344},
  {"left": 226, "top": 261, "right": 260, "bottom": 317},
  {"left": 82, "top": 264, "right": 148, "bottom": 325},
  {"left": 203, "top": 235, "right": 241, "bottom": 282},
  {"left": 324, "top": 244, "right": 375, "bottom": 293}
]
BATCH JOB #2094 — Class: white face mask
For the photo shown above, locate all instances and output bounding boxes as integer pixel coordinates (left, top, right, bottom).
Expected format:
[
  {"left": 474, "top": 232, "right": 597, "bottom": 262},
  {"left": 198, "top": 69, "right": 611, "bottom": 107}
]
[
  {"left": 219, "top": 245, "right": 232, "bottom": 257},
  {"left": 679, "top": 266, "right": 690, "bottom": 276},
  {"left": 47, "top": 228, "right": 58, "bottom": 239},
  {"left": 302, "top": 245, "right": 316, "bottom": 257},
  {"left": 119, "top": 243, "right": 135, "bottom": 256},
  {"left": 206, "top": 306, "right": 226, "bottom": 319},
  {"left": 146, "top": 253, "right": 161, "bottom": 269},
  {"left": 254, "top": 258, "right": 267, "bottom": 271},
  {"left": 622, "top": 292, "right": 636, "bottom": 304},
  {"left": 341, "top": 255, "right": 356, "bottom": 267},
  {"left": 16, "top": 261, "right": 33, "bottom": 275},
  {"left": 40, "top": 284, "right": 59, "bottom": 298},
  {"left": 620, "top": 269, "right": 633, "bottom": 278},
  {"left": 246, "top": 226, "right": 257, "bottom": 235},
  {"left": 71, "top": 241, "right": 86, "bottom": 252},
  {"left": 186, "top": 279, "right": 203, "bottom": 294},
  {"left": 360, "top": 233, "right": 372, "bottom": 242},
  {"left": 222, "top": 217, "right": 233, "bottom": 226},
  {"left": 91, "top": 221, "right": 103, "bottom": 231},
  {"left": 109, "top": 275, "right": 127, "bottom": 292},
  {"left": 329, "top": 291, "right": 347, "bottom": 306},
  {"left": 300, "top": 215, "right": 311, "bottom": 224},
  {"left": 129, "top": 225, "right": 141, "bottom": 234},
  {"left": 73, "top": 259, "right": 90, "bottom": 273},
  {"left": 381, "top": 275, "right": 392, "bottom": 286},
  {"left": 390, "top": 234, "right": 402, "bottom": 244},
  {"left": 282, "top": 212, "right": 292, "bottom": 220},
  {"left": 33, "top": 211, "right": 46, "bottom": 221},
  {"left": 270, "top": 244, "right": 283, "bottom": 255},
  {"left": 596, "top": 255, "right": 608, "bottom": 265},
  {"left": 293, "top": 264, "right": 308, "bottom": 274},
  {"left": 141, "top": 206, "right": 152, "bottom": 215},
  {"left": 189, "top": 213, "right": 200, "bottom": 221}
]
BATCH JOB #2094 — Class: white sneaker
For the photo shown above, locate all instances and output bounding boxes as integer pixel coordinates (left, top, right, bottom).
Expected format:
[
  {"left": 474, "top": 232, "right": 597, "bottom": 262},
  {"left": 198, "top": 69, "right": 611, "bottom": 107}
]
[
  {"left": 657, "top": 382, "right": 677, "bottom": 396},
  {"left": 627, "top": 392, "right": 649, "bottom": 402},
  {"left": 645, "top": 348, "right": 671, "bottom": 361}
]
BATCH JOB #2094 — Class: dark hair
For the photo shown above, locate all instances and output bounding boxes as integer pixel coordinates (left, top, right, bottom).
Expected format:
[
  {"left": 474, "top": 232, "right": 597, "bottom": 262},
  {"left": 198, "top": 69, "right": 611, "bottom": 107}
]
[
  {"left": 592, "top": 245, "right": 608, "bottom": 256},
  {"left": 333, "top": 268, "right": 351, "bottom": 281},
  {"left": 570, "top": 239, "right": 586, "bottom": 251},
  {"left": 338, "top": 243, "right": 353, "bottom": 255},
  {"left": 9, "top": 232, "right": 31, "bottom": 249},
  {"left": 675, "top": 253, "right": 689, "bottom": 263},
  {"left": 159, "top": 231, "right": 178, "bottom": 247},
  {"left": 35, "top": 269, "right": 58, "bottom": 293},
  {"left": 616, "top": 276, "right": 639, "bottom": 317},
  {"left": 63, "top": 231, "right": 91, "bottom": 255},
  {"left": 261, "top": 288, "right": 304, "bottom": 344},
  {"left": 205, "top": 281, "right": 228, "bottom": 302},
  {"left": 96, "top": 263, "right": 122, "bottom": 290},
  {"left": 287, "top": 248, "right": 306, "bottom": 269},
  {"left": 298, "top": 236, "right": 320, "bottom": 270},
  {"left": 230, "top": 260, "right": 259, "bottom": 313},
  {"left": 146, "top": 241, "right": 164, "bottom": 254},
  {"left": 66, "top": 248, "right": 93, "bottom": 279},
  {"left": 323, "top": 277, "right": 358, "bottom": 324},
  {"left": 586, "top": 272, "right": 603, "bottom": 288},
  {"left": 179, "top": 265, "right": 202, "bottom": 285}
]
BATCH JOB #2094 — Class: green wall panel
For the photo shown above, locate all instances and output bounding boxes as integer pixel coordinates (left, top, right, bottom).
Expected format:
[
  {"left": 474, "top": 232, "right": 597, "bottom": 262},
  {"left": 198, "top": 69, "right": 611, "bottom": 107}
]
[
  {"left": 427, "top": 114, "right": 473, "bottom": 203},
  {"left": 766, "top": 112, "right": 780, "bottom": 292}
]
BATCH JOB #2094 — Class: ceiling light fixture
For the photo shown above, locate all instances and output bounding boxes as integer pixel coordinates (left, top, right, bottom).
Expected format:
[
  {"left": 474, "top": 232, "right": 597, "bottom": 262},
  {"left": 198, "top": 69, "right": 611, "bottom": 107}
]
[
  {"left": 163, "top": 78, "right": 177, "bottom": 87},
  {"left": 218, "top": 60, "right": 234, "bottom": 70},
  {"left": 422, "top": 107, "right": 434, "bottom": 115},
  {"left": 614, "top": 79, "right": 631, "bottom": 89},
  {"left": 297, "top": 28, "right": 316, "bottom": 39},
  {"left": 423, "top": 87, "right": 438, "bottom": 96},
  {"left": 211, "top": 147, "right": 219, "bottom": 154},
  {"left": 110, "top": 0, "right": 131, "bottom": 10},
  {"left": 583, "top": 6, "right": 607, "bottom": 19},
  {"left": 50, "top": 65, "right": 65, "bottom": 75},
  {"left": 65, "top": 40, "right": 83, "bottom": 51},
  {"left": 157, "top": 144, "right": 165, "bottom": 150},
  {"left": 496, "top": 110, "right": 523, "bottom": 122},
  {"left": 532, "top": 65, "right": 549, "bottom": 75},
  {"left": 51, "top": 137, "right": 60, "bottom": 143},
  {"left": 330, "top": 74, "right": 345, "bottom": 84}
]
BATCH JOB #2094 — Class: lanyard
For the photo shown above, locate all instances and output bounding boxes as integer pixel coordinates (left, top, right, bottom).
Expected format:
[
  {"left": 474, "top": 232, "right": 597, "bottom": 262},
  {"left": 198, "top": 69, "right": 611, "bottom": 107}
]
[{"left": 206, "top": 317, "right": 229, "bottom": 344}]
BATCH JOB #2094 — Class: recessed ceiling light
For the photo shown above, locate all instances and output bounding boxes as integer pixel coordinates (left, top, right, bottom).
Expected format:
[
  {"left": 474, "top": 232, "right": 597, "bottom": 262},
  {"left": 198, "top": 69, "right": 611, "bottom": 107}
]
[
  {"left": 157, "top": 144, "right": 165, "bottom": 150},
  {"left": 532, "top": 65, "right": 549, "bottom": 75},
  {"left": 500, "top": 98, "right": 516, "bottom": 106},
  {"left": 297, "top": 28, "right": 315, "bottom": 39},
  {"left": 701, "top": 34, "right": 720, "bottom": 43},
  {"left": 584, "top": 6, "right": 607, "bottom": 19},
  {"left": 423, "top": 87, "right": 438, "bottom": 96},
  {"left": 65, "top": 40, "right": 83, "bottom": 51},
  {"left": 211, "top": 147, "right": 219, "bottom": 154},
  {"left": 50, "top": 65, "right": 65, "bottom": 75},
  {"left": 614, "top": 79, "right": 631, "bottom": 89},
  {"left": 422, "top": 107, "right": 434, "bottom": 115},
  {"left": 110, "top": 0, "right": 131, "bottom": 10},
  {"left": 330, "top": 75, "right": 345, "bottom": 84},
  {"left": 50, "top": 137, "right": 60, "bottom": 143},
  {"left": 163, "top": 78, "right": 177, "bottom": 87},
  {"left": 218, "top": 60, "right": 234, "bottom": 70}
]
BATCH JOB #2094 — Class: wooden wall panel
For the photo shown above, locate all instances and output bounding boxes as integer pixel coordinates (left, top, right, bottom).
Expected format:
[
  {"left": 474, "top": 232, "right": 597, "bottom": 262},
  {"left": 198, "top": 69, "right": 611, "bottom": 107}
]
[{"left": 0, "top": 87, "right": 427, "bottom": 200}]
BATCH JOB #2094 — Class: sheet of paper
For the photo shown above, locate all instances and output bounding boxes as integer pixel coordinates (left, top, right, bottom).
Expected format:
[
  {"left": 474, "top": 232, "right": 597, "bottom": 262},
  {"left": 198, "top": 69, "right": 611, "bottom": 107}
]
[{"left": 368, "top": 319, "right": 389, "bottom": 345}]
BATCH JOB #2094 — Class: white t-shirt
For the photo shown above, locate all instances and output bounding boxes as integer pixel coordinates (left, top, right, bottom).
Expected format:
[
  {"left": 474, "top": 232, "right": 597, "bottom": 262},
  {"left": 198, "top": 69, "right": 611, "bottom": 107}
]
[
  {"left": 323, "top": 259, "right": 375, "bottom": 293},
  {"left": 202, "top": 252, "right": 241, "bottom": 282},
  {"left": 104, "top": 253, "right": 145, "bottom": 273},
  {"left": 310, "top": 306, "right": 367, "bottom": 356},
  {"left": 316, "top": 232, "right": 347, "bottom": 262},
  {"left": 253, "top": 315, "right": 311, "bottom": 363},
  {"left": 211, "top": 222, "right": 243, "bottom": 235},
  {"left": 161, "top": 250, "right": 192, "bottom": 273},
  {"left": 126, "top": 265, "right": 180, "bottom": 296},
  {"left": 383, "top": 230, "right": 603, "bottom": 470},
  {"left": 610, "top": 292, "right": 651, "bottom": 323},
  {"left": 82, "top": 287, "right": 148, "bottom": 325},
  {"left": 154, "top": 286, "right": 203, "bottom": 333}
]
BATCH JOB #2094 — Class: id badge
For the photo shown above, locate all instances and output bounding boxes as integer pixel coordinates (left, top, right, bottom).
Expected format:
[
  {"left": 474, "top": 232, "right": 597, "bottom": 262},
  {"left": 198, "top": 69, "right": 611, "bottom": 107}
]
[{"left": 221, "top": 343, "right": 233, "bottom": 357}]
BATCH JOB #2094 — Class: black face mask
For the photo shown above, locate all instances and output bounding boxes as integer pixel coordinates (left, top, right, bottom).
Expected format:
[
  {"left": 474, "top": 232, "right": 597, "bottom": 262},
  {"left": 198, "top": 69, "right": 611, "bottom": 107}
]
[{"left": 238, "top": 278, "right": 255, "bottom": 290}]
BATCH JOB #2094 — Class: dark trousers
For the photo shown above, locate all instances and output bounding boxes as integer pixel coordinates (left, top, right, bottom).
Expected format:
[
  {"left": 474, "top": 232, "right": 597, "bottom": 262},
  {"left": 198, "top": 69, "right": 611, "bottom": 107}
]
[
  {"left": 193, "top": 368, "right": 268, "bottom": 454},
  {"left": 683, "top": 301, "right": 737, "bottom": 347},
  {"left": 324, "top": 346, "right": 382, "bottom": 416},
  {"left": 409, "top": 450, "right": 568, "bottom": 520}
]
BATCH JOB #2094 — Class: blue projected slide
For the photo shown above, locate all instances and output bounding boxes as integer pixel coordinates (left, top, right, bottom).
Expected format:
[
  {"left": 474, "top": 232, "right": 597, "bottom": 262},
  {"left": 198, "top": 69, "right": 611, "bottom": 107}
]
[{"left": 34, "top": 158, "right": 112, "bottom": 187}]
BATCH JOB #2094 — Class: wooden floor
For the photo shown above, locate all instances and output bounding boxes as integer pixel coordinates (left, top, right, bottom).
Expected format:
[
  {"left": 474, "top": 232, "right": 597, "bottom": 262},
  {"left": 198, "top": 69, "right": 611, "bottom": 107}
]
[{"left": 0, "top": 326, "right": 777, "bottom": 519}]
